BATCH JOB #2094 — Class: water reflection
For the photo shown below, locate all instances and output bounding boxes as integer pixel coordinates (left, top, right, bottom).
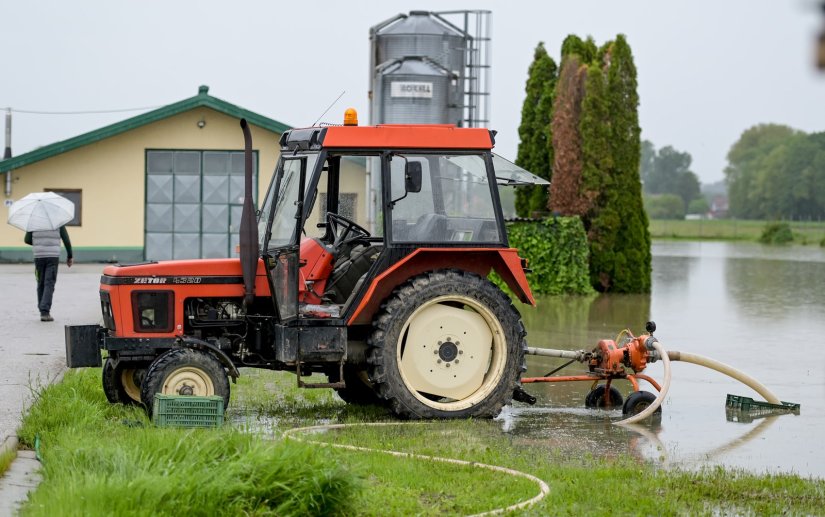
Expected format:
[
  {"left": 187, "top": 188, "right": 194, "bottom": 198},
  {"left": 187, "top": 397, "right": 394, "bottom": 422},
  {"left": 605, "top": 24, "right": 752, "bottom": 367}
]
[{"left": 507, "top": 241, "right": 825, "bottom": 478}]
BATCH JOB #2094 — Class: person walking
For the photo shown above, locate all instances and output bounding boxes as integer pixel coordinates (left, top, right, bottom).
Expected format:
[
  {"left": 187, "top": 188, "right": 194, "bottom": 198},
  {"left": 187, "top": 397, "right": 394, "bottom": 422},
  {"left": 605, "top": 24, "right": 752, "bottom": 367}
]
[{"left": 24, "top": 226, "right": 73, "bottom": 321}]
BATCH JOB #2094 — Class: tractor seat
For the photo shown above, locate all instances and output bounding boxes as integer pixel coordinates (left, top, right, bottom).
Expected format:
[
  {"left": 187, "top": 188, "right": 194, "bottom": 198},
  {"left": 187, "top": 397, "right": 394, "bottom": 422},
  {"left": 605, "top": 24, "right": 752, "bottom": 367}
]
[
  {"left": 324, "top": 244, "right": 382, "bottom": 304},
  {"left": 405, "top": 213, "right": 448, "bottom": 242}
]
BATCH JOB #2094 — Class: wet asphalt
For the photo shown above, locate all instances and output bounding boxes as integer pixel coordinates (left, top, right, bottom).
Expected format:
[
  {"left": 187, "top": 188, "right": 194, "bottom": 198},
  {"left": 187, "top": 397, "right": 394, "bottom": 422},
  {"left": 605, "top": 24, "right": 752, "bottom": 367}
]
[{"left": 0, "top": 263, "right": 102, "bottom": 451}]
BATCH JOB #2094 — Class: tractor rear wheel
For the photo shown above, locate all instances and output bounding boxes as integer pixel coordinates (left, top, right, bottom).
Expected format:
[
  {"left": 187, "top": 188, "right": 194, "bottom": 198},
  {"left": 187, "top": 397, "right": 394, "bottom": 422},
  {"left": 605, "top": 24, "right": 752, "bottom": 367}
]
[
  {"left": 102, "top": 358, "right": 145, "bottom": 405},
  {"left": 140, "top": 348, "right": 230, "bottom": 416},
  {"left": 367, "top": 269, "right": 526, "bottom": 419}
]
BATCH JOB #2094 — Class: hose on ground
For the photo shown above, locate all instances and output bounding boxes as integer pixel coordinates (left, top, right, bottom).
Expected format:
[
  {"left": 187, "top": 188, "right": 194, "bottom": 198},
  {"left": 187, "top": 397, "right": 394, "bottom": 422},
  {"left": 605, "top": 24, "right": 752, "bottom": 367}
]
[
  {"left": 282, "top": 422, "right": 549, "bottom": 516},
  {"left": 614, "top": 340, "right": 672, "bottom": 425},
  {"left": 666, "top": 351, "right": 780, "bottom": 404}
]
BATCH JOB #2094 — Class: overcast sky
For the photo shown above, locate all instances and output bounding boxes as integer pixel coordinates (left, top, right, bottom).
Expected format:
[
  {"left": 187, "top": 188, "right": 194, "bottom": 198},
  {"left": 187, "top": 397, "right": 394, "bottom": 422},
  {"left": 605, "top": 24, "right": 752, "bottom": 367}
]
[{"left": 2, "top": 0, "right": 823, "bottom": 184}]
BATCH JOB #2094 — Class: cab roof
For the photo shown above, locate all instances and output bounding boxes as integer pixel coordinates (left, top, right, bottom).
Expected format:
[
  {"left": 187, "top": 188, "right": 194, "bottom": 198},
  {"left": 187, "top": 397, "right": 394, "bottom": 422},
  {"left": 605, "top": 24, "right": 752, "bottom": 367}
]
[{"left": 280, "top": 125, "right": 495, "bottom": 151}]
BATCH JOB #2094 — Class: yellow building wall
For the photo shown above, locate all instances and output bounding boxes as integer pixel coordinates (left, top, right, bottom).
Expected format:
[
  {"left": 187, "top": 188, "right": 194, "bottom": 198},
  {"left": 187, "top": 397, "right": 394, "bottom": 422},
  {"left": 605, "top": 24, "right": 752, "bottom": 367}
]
[{"left": 1, "top": 108, "right": 281, "bottom": 257}]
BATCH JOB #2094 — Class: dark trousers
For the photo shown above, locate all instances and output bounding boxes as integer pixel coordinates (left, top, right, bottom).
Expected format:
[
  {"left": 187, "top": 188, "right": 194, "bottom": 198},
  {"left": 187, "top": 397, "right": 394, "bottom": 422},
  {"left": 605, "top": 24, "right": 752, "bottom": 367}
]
[{"left": 35, "top": 257, "right": 59, "bottom": 315}]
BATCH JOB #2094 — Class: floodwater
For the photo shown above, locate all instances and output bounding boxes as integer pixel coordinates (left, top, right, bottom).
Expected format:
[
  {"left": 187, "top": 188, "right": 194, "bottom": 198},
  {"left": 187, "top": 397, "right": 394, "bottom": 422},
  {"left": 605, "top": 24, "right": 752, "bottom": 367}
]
[{"left": 505, "top": 240, "right": 825, "bottom": 479}]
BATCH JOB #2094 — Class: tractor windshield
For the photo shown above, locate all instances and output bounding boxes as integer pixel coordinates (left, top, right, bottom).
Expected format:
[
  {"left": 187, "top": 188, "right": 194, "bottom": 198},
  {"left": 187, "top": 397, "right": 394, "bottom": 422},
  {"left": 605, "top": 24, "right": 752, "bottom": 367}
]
[
  {"left": 259, "top": 153, "right": 319, "bottom": 250},
  {"left": 389, "top": 153, "right": 502, "bottom": 244}
]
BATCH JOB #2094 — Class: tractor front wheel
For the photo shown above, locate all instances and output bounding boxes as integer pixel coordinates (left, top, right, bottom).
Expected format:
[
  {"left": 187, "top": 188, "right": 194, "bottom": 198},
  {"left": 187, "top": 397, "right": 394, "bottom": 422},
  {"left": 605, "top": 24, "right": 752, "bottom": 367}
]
[
  {"left": 102, "top": 358, "right": 145, "bottom": 405},
  {"left": 367, "top": 270, "right": 526, "bottom": 419},
  {"left": 140, "top": 348, "right": 230, "bottom": 416}
]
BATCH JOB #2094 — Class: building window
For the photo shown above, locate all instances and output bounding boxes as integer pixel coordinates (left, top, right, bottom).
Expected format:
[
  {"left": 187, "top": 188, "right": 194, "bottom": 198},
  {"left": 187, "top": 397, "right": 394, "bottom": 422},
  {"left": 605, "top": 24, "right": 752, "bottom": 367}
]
[
  {"left": 144, "top": 150, "right": 258, "bottom": 260},
  {"left": 45, "top": 189, "right": 82, "bottom": 226}
]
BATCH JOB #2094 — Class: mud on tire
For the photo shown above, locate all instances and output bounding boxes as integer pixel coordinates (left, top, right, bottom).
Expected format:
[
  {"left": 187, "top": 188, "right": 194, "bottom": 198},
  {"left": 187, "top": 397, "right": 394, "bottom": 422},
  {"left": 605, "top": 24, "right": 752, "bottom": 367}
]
[{"left": 366, "top": 269, "right": 527, "bottom": 419}]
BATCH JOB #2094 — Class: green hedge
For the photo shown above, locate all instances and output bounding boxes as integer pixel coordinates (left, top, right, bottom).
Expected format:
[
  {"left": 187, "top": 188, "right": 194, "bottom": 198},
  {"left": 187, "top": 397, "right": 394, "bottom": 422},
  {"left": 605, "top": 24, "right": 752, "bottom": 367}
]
[
  {"left": 505, "top": 217, "right": 594, "bottom": 295},
  {"left": 759, "top": 222, "right": 794, "bottom": 245}
]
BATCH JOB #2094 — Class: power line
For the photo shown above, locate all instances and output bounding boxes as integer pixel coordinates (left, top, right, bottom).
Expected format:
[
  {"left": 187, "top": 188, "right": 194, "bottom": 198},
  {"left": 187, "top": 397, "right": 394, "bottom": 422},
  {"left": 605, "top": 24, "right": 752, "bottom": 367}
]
[{"left": 5, "top": 105, "right": 162, "bottom": 115}]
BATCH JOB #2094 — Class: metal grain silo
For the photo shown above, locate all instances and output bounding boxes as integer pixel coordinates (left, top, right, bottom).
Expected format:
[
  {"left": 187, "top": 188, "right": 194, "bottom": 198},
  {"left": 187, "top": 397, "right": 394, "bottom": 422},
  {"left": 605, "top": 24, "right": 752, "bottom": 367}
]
[
  {"left": 375, "top": 11, "right": 466, "bottom": 82},
  {"left": 375, "top": 57, "right": 456, "bottom": 124},
  {"left": 370, "top": 11, "right": 468, "bottom": 126}
]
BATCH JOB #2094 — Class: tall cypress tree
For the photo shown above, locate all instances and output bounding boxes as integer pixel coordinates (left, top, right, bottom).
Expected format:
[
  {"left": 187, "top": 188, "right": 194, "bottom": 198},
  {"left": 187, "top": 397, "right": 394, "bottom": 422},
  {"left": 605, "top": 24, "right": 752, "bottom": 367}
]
[
  {"left": 591, "top": 35, "right": 650, "bottom": 292},
  {"left": 581, "top": 61, "right": 622, "bottom": 290},
  {"left": 515, "top": 43, "right": 557, "bottom": 217},
  {"left": 560, "top": 35, "right": 598, "bottom": 65}
]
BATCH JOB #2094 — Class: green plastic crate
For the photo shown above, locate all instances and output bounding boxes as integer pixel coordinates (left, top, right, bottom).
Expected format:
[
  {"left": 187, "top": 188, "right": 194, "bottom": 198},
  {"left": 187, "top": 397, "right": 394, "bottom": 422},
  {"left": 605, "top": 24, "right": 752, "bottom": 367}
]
[
  {"left": 725, "top": 394, "right": 800, "bottom": 418},
  {"left": 152, "top": 394, "right": 224, "bottom": 428}
]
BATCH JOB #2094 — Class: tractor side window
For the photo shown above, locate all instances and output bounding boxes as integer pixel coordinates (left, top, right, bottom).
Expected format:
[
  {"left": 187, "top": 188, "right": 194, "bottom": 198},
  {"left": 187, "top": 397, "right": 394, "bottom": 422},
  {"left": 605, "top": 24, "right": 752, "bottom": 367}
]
[
  {"left": 305, "top": 166, "right": 329, "bottom": 241},
  {"left": 390, "top": 154, "right": 500, "bottom": 243},
  {"left": 305, "top": 155, "right": 383, "bottom": 240},
  {"left": 267, "top": 158, "right": 306, "bottom": 250},
  {"left": 338, "top": 155, "right": 383, "bottom": 237},
  {"left": 389, "top": 156, "right": 435, "bottom": 241}
]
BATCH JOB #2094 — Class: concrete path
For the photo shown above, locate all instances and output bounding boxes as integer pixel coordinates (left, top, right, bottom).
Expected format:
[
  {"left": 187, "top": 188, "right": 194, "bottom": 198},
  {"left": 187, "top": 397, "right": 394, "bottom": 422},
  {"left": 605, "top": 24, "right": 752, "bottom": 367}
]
[
  {"left": 0, "top": 263, "right": 103, "bottom": 513},
  {"left": 0, "top": 450, "right": 42, "bottom": 516}
]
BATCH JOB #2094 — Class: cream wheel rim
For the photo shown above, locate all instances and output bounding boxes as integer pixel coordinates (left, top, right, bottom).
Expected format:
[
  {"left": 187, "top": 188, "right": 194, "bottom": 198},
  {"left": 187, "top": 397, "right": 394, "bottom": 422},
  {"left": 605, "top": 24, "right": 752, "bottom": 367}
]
[
  {"left": 162, "top": 367, "right": 215, "bottom": 396},
  {"left": 120, "top": 368, "right": 142, "bottom": 402},
  {"left": 396, "top": 294, "right": 506, "bottom": 411}
]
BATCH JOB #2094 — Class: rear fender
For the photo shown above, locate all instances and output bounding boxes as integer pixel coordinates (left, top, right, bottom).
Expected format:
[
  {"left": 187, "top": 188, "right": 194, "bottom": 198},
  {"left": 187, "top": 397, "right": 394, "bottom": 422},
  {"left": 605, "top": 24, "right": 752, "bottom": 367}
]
[{"left": 348, "top": 248, "right": 535, "bottom": 326}]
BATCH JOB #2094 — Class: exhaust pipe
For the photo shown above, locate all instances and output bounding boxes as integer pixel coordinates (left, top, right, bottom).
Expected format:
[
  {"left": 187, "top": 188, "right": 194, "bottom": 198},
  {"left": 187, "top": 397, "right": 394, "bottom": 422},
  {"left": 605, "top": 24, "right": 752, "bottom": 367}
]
[
  {"left": 4, "top": 108, "right": 11, "bottom": 197},
  {"left": 239, "top": 119, "right": 259, "bottom": 308}
]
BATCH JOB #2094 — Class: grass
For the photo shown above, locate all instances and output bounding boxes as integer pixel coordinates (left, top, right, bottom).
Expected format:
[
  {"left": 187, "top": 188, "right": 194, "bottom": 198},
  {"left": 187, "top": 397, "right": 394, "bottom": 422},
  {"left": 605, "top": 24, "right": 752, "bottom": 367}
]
[
  {"left": 17, "top": 367, "right": 825, "bottom": 516},
  {"left": 649, "top": 218, "right": 825, "bottom": 244},
  {"left": 16, "top": 369, "right": 357, "bottom": 516},
  {"left": 0, "top": 445, "right": 16, "bottom": 477}
]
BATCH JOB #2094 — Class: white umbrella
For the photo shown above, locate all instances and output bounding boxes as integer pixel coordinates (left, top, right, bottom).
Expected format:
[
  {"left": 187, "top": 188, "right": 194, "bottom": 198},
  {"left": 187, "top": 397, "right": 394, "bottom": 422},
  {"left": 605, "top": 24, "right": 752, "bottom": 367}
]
[{"left": 7, "top": 192, "right": 75, "bottom": 232}]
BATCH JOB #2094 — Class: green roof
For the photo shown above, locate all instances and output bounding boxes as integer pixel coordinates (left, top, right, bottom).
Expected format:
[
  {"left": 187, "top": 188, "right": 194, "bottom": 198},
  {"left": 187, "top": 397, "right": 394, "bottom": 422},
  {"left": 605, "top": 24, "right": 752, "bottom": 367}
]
[{"left": 0, "top": 85, "right": 292, "bottom": 172}]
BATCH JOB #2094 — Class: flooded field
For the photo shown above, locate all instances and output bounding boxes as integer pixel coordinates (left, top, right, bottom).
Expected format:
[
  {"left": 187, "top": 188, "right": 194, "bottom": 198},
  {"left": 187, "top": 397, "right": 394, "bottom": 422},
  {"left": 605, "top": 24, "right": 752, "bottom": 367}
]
[{"left": 510, "top": 241, "right": 825, "bottom": 478}]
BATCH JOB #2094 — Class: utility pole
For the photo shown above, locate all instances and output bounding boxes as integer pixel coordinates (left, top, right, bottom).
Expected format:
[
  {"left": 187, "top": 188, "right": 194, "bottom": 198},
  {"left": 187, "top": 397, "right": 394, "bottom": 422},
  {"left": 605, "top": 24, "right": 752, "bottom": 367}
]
[{"left": 4, "top": 108, "right": 11, "bottom": 197}]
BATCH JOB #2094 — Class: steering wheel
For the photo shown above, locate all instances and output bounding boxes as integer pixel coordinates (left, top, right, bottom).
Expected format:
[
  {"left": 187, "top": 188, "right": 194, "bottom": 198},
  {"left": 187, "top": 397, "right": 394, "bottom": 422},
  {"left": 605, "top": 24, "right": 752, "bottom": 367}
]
[{"left": 326, "top": 212, "right": 371, "bottom": 252}]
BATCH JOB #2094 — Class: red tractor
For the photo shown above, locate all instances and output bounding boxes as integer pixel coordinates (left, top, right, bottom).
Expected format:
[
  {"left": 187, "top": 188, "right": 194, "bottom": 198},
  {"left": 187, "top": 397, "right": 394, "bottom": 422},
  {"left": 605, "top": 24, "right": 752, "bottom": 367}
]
[{"left": 65, "top": 111, "right": 548, "bottom": 419}]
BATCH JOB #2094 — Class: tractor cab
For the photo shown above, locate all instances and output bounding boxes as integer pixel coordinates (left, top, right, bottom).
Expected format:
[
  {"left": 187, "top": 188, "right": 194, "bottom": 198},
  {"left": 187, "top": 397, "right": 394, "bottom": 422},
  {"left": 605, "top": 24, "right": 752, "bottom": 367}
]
[{"left": 258, "top": 121, "right": 547, "bottom": 325}]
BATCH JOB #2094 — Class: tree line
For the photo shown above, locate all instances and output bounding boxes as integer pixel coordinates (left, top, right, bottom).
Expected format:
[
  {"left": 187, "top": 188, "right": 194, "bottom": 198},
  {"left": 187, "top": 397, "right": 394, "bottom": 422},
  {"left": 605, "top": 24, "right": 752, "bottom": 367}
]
[
  {"left": 725, "top": 124, "right": 825, "bottom": 220},
  {"left": 640, "top": 141, "right": 707, "bottom": 219}
]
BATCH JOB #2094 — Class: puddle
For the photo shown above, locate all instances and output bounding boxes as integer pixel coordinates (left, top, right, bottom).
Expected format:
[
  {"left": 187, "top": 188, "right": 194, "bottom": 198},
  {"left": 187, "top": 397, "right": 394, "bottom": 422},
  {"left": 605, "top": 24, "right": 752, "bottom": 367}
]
[{"left": 511, "top": 241, "right": 825, "bottom": 479}]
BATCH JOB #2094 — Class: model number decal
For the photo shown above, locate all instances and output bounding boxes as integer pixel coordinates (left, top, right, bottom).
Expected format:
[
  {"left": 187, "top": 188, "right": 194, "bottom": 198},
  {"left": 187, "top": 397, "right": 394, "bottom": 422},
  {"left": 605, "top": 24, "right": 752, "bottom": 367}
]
[
  {"left": 132, "top": 277, "right": 204, "bottom": 284},
  {"left": 172, "top": 277, "right": 203, "bottom": 284}
]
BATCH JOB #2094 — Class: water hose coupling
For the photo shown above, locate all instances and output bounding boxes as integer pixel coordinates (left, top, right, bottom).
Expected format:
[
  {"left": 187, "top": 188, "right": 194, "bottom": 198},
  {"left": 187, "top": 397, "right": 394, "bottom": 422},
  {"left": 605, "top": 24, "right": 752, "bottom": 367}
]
[{"left": 644, "top": 336, "right": 661, "bottom": 362}]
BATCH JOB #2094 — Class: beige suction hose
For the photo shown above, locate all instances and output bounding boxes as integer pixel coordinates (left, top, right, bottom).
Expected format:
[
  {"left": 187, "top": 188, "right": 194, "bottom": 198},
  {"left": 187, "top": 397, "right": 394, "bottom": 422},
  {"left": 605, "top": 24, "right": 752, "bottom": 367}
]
[
  {"left": 615, "top": 340, "right": 672, "bottom": 425},
  {"left": 666, "top": 351, "right": 781, "bottom": 404}
]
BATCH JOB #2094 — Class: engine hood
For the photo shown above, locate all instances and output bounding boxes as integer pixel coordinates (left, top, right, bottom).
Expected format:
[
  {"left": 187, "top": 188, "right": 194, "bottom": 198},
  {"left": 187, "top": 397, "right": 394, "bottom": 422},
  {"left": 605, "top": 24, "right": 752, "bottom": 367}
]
[{"left": 102, "top": 259, "right": 266, "bottom": 279}]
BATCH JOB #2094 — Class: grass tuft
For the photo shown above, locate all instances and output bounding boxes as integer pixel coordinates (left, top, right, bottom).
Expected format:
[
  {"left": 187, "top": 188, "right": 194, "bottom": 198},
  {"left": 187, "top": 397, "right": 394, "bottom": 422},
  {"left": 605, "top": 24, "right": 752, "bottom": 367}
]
[{"left": 0, "top": 446, "right": 16, "bottom": 477}]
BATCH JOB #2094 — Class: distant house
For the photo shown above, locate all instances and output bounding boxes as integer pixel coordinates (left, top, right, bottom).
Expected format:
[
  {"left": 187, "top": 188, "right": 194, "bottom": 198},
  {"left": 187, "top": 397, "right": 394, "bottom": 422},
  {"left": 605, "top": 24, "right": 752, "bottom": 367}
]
[
  {"left": 710, "top": 195, "right": 729, "bottom": 219},
  {"left": 0, "top": 86, "right": 292, "bottom": 262}
]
